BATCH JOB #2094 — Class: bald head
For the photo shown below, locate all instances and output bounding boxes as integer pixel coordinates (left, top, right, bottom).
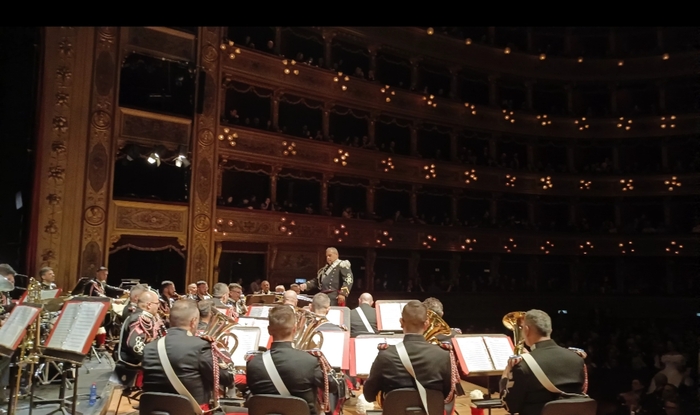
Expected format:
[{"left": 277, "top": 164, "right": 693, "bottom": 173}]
[
  {"left": 400, "top": 300, "right": 429, "bottom": 334},
  {"left": 359, "top": 293, "right": 374, "bottom": 305},
  {"left": 282, "top": 290, "right": 297, "bottom": 306},
  {"left": 137, "top": 290, "right": 159, "bottom": 314}
]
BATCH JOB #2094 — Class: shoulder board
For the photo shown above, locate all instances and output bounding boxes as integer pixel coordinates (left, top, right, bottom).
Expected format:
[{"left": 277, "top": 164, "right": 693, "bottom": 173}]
[
  {"left": 244, "top": 351, "right": 259, "bottom": 362},
  {"left": 568, "top": 347, "right": 587, "bottom": 359},
  {"left": 377, "top": 342, "right": 389, "bottom": 350},
  {"left": 439, "top": 341, "right": 453, "bottom": 351}
]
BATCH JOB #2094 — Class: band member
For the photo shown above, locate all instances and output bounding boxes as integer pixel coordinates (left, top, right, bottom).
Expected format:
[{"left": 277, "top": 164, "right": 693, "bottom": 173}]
[
  {"left": 189, "top": 280, "right": 211, "bottom": 301},
  {"left": 363, "top": 301, "right": 456, "bottom": 407},
  {"left": 423, "top": 297, "right": 461, "bottom": 341},
  {"left": 197, "top": 299, "right": 214, "bottom": 333},
  {"left": 114, "top": 290, "right": 165, "bottom": 385},
  {"left": 309, "top": 293, "right": 344, "bottom": 331},
  {"left": 84, "top": 266, "right": 127, "bottom": 298},
  {"left": 500, "top": 309, "right": 586, "bottom": 415},
  {"left": 275, "top": 285, "right": 285, "bottom": 294},
  {"left": 227, "top": 283, "right": 247, "bottom": 316},
  {"left": 39, "top": 267, "right": 57, "bottom": 290},
  {"left": 255, "top": 280, "right": 272, "bottom": 295},
  {"left": 0, "top": 264, "right": 20, "bottom": 305},
  {"left": 187, "top": 283, "right": 197, "bottom": 296},
  {"left": 350, "top": 293, "right": 378, "bottom": 337},
  {"left": 142, "top": 300, "right": 240, "bottom": 413},
  {"left": 122, "top": 284, "right": 148, "bottom": 321},
  {"left": 290, "top": 283, "right": 301, "bottom": 294},
  {"left": 158, "top": 280, "right": 178, "bottom": 322},
  {"left": 300, "top": 247, "right": 353, "bottom": 307},
  {"left": 282, "top": 290, "right": 298, "bottom": 307},
  {"left": 246, "top": 305, "right": 338, "bottom": 415}
]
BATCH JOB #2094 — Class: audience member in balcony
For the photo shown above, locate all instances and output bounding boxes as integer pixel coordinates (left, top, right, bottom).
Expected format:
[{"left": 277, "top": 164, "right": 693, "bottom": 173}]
[
  {"left": 341, "top": 207, "right": 354, "bottom": 219},
  {"left": 305, "top": 204, "right": 314, "bottom": 214},
  {"left": 228, "top": 109, "right": 240, "bottom": 124},
  {"left": 260, "top": 197, "right": 271, "bottom": 210},
  {"left": 313, "top": 130, "right": 323, "bottom": 141}
]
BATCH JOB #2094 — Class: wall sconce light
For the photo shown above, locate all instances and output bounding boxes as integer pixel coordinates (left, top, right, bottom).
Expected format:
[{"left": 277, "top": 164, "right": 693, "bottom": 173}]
[
  {"left": 380, "top": 85, "right": 395, "bottom": 102},
  {"left": 426, "top": 27, "right": 434, "bottom": 35},
  {"left": 422, "top": 234, "right": 437, "bottom": 249},
  {"left": 666, "top": 241, "right": 683, "bottom": 255},
  {"left": 505, "top": 174, "right": 516, "bottom": 187},
  {"left": 279, "top": 217, "right": 295, "bottom": 236},
  {"left": 465, "top": 38, "right": 472, "bottom": 45},
  {"left": 381, "top": 157, "right": 395, "bottom": 172},
  {"left": 464, "top": 102, "right": 476, "bottom": 115},
  {"left": 618, "top": 60, "right": 624, "bottom": 66},
  {"left": 464, "top": 169, "right": 477, "bottom": 184},
  {"left": 540, "top": 176, "right": 553, "bottom": 189},
  {"left": 504, "top": 238, "right": 516, "bottom": 253},
  {"left": 376, "top": 230, "right": 393, "bottom": 247},
  {"left": 579, "top": 180, "right": 591, "bottom": 190},
  {"left": 504, "top": 47, "right": 511, "bottom": 54},
  {"left": 221, "top": 40, "right": 242, "bottom": 60},
  {"left": 333, "top": 71, "right": 349, "bottom": 91},
  {"left": 214, "top": 218, "right": 226, "bottom": 235},
  {"left": 218, "top": 128, "right": 238, "bottom": 147},
  {"left": 660, "top": 115, "right": 676, "bottom": 128},
  {"left": 282, "top": 59, "right": 299, "bottom": 75},
  {"left": 619, "top": 241, "right": 634, "bottom": 254},
  {"left": 539, "top": 53, "right": 546, "bottom": 61},
  {"left": 333, "top": 224, "right": 348, "bottom": 243},
  {"left": 574, "top": 117, "right": 589, "bottom": 131},
  {"left": 423, "top": 164, "right": 436, "bottom": 179},
  {"left": 621, "top": 179, "right": 634, "bottom": 191},
  {"left": 282, "top": 141, "right": 297, "bottom": 156},
  {"left": 617, "top": 117, "right": 632, "bottom": 131},
  {"left": 536, "top": 114, "right": 552, "bottom": 126},
  {"left": 665, "top": 177, "right": 681, "bottom": 191},
  {"left": 502, "top": 109, "right": 515, "bottom": 123},
  {"left": 579, "top": 241, "right": 594, "bottom": 255},
  {"left": 334, "top": 149, "right": 349, "bottom": 166},
  {"left": 662, "top": 53, "right": 670, "bottom": 60},
  {"left": 577, "top": 56, "right": 584, "bottom": 63},
  {"left": 540, "top": 240, "right": 554, "bottom": 254},
  {"left": 423, "top": 94, "right": 437, "bottom": 107},
  {"left": 461, "top": 238, "right": 476, "bottom": 251}
]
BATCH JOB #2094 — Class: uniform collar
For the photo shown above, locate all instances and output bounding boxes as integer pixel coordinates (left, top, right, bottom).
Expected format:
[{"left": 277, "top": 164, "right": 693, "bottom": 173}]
[
  {"left": 271, "top": 341, "right": 294, "bottom": 349},
  {"left": 403, "top": 333, "right": 427, "bottom": 342},
  {"left": 531, "top": 339, "right": 557, "bottom": 350}
]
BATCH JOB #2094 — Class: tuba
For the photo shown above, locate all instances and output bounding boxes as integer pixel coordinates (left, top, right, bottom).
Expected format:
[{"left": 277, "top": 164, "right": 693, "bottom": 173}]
[
  {"left": 202, "top": 307, "right": 240, "bottom": 355},
  {"left": 292, "top": 308, "right": 328, "bottom": 350},
  {"left": 502, "top": 311, "right": 527, "bottom": 355},
  {"left": 424, "top": 309, "right": 453, "bottom": 345}
]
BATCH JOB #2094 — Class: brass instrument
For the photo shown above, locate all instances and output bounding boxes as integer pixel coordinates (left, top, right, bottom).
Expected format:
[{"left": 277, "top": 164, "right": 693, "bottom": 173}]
[
  {"left": 12, "top": 278, "right": 44, "bottom": 409},
  {"left": 502, "top": 311, "right": 527, "bottom": 355},
  {"left": 424, "top": 309, "right": 453, "bottom": 345},
  {"left": 292, "top": 308, "right": 328, "bottom": 350},
  {"left": 202, "top": 307, "right": 239, "bottom": 356}
]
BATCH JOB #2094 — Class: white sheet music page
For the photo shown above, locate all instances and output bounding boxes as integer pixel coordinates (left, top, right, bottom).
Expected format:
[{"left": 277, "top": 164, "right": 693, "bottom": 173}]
[
  {"left": 248, "top": 305, "right": 271, "bottom": 318},
  {"left": 353, "top": 336, "right": 386, "bottom": 376},
  {"left": 484, "top": 336, "right": 514, "bottom": 371},
  {"left": 46, "top": 302, "right": 79, "bottom": 350},
  {"left": 378, "top": 302, "right": 404, "bottom": 331},
  {"left": 228, "top": 326, "right": 261, "bottom": 366},
  {"left": 325, "top": 309, "right": 342, "bottom": 326},
  {"left": 455, "top": 336, "right": 494, "bottom": 372},
  {"left": 40, "top": 289, "right": 60, "bottom": 301},
  {"left": 61, "top": 302, "right": 104, "bottom": 353},
  {"left": 252, "top": 319, "right": 270, "bottom": 349},
  {"left": 0, "top": 305, "right": 39, "bottom": 350},
  {"left": 318, "top": 330, "right": 346, "bottom": 368}
]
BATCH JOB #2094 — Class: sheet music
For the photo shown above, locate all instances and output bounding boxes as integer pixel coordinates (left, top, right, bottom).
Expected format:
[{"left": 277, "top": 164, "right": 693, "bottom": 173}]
[
  {"left": 46, "top": 302, "right": 104, "bottom": 353},
  {"left": 353, "top": 337, "right": 385, "bottom": 376},
  {"left": 228, "top": 326, "right": 261, "bottom": 367},
  {"left": 484, "top": 336, "right": 514, "bottom": 371},
  {"left": 0, "top": 306, "right": 39, "bottom": 350},
  {"left": 377, "top": 302, "right": 405, "bottom": 331},
  {"left": 318, "top": 330, "right": 346, "bottom": 369},
  {"left": 455, "top": 336, "right": 495, "bottom": 372},
  {"left": 40, "top": 289, "right": 60, "bottom": 301},
  {"left": 248, "top": 305, "right": 271, "bottom": 318},
  {"left": 325, "top": 309, "right": 342, "bottom": 326},
  {"left": 238, "top": 317, "right": 270, "bottom": 349}
]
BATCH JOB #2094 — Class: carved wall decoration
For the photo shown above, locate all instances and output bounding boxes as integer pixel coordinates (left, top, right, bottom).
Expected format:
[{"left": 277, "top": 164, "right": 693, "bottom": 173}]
[
  {"left": 196, "top": 158, "right": 212, "bottom": 203},
  {"left": 125, "top": 27, "right": 196, "bottom": 62},
  {"left": 88, "top": 142, "right": 108, "bottom": 192},
  {"left": 84, "top": 206, "right": 106, "bottom": 226},
  {"left": 110, "top": 200, "right": 188, "bottom": 248},
  {"left": 119, "top": 107, "right": 192, "bottom": 146},
  {"left": 276, "top": 251, "right": 315, "bottom": 271}
]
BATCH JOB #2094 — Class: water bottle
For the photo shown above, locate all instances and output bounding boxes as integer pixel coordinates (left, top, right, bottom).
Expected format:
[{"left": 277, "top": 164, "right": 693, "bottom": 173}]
[{"left": 89, "top": 383, "right": 97, "bottom": 407}]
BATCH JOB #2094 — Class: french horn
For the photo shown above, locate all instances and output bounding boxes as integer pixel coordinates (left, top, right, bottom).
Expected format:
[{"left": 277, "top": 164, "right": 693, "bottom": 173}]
[{"left": 502, "top": 311, "right": 527, "bottom": 355}]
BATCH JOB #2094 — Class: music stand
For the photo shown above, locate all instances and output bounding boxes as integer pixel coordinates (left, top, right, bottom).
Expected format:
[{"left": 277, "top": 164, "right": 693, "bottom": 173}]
[
  {"left": 245, "top": 294, "right": 276, "bottom": 305},
  {"left": 451, "top": 334, "right": 514, "bottom": 395},
  {"left": 374, "top": 299, "right": 415, "bottom": 333},
  {"left": 70, "top": 278, "right": 91, "bottom": 295}
]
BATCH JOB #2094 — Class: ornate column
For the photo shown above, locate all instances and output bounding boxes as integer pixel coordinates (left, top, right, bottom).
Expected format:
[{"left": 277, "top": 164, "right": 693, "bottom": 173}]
[
  {"left": 614, "top": 198, "right": 622, "bottom": 227},
  {"left": 490, "top": 193, "right": 498, "bottom": 224},
  {"left": 451, "top": 190, "right": 460, "bottom": 223},
  {"left": 409, "top": 251, "right": 420, "bottom": 283},
  {"left": 663, "top": 198, "right": 672, "bottom": 227},
  {"left": 368, "top": 112, "right": 377, "bottom": 146},
  {"left": 661, "top": 139, "right": 669, "bottom": 170},
  {"left": 612, "top": 143, "right": 620, "bottom": 172},
  {"left": 524, "top": 80, "right": 535, "bottom": 111},
  {"left": 569, "top": 198, "right": 578, "bottom": 225},
  {"left": 609, "top": 82, "right": 618, "bottom": 115},
  {"left": 488, "top": 74, "right": 499, "bottom": 106},
  {"left": 657, "top": 79, "right": 666, "bottom": 111},
  {"left": 78, "top": 27, "right": 120, "bottom": 278},
  {"left": 410, "top": 57, "right": 421, "bottom": 91},
  {"left": 321, "top": 173, "right": 332, "bottom": 213},
  {"left": 527, "top": 196, "right": 536, "bottom": 224},
  {"left": 31, "top": 27, "right": 97, "bottom": 287},
  {"left": 410, "top": 185, "right": 418, "bottom": 218},
  {"left": 186, "top": 27, "right": 222, "bottom": 286},
  {"left": 489, "top": 135, "right": 498, "bottom": 161},
  {"left": 321, "top": 29, "right": 335, "bottom": 70},
  {"left": 270, "top": 166, "right": 281, "bottom": 204},
  {"left": 567, "top": 144, "right": 576, "bottom": 173},
  {"left": 489, "top": 255, "right": 500, "bottom": 287},
  {"left": 322, "top": 102, "right": 332, "bottom": 139},
  {"left": 449, "top": 131, "right": 458, "bottom": 162},
  {"left": 274, "top": 27, "right": 282, "bottom": 56},
  {"left": 366, "top": 180, "right": 377, "bottom": 216},
  {"left": 366, "top": 248, "right": 376, "bottom": 291},
  {"left": 526, "top": 142, "right": 535, "bottom": 168},
  {"left": 449, "top": 66, "right": 460, "bottom": 99},
  {"left": 565, "top": 84, "right": 575, "bottom": 115},
  {"left": 271, "top": 89, "right": 281, "bottom": 131},
  {"left": 410, "top": 122, "right": 419, "bottom": 156}
]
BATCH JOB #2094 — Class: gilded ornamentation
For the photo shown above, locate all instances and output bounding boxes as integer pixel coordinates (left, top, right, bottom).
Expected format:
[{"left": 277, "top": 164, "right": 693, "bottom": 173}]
[
  {"left": 56, "top": 66, "right": 71, "bottom": 83},
  {"left": 116, "top": 207, "right": 184, "bottom": 232},
  {"left": 58, "top": 38, "right": 73, "bottom": 56},
  {"left": 56, "top": 92, "right": 69, "bottom": 106},
  {"left": 46, "top": 194, "right": 61, "bottom": 205},
  {"left": 48, "top": 166, "right": 65, "bottom": 181},
  {"left": 193, "top": 245, "right": 208, "bottom": 279},
  {"left": 202, "top": 45, "right": 218, "bottom": 62},
  {"left": 278, "top": 253, "right": 314, "bottom": 270},
  {"left": 41, "top": 249, "right": 56, "bottom": 263},
  {"left": 198, "top": 129, "right": 215, "bottom": 146},
  {"left": 84, "top": 205, "right": 106, "bottom": 226},
  {"left": 97, "top": 27, "right": 116, "bottom": 38},
  {"left": 194, "top": 214, "right": 211, "bottom": 232},
  {"left": 51, "top": 141, "right": 66, "bottom": 154},
  {"left": 91, "top": 110, "right": 111, "bottom": 129},
  {"left": 44, "top": 219, "right": 58, "bottom": 234},
  {"left": 88, "top": 143, "right": 108, "bottom": 193},
  {"left": 52, "top": 116, "right": 68, "bottom": 133},
  {"left": 196, "top": 159, "right": 212, "bottom": 203}
]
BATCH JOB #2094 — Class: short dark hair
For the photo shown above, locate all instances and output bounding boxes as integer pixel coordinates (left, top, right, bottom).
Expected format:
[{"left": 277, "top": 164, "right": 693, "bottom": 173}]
[
  {"left": 39, "top": 267, "right": 53, "bottom": 278},
  {"left": 170, "top": 300, "right": 199, "bottom": 328},
  {"left": 0, "top": 264, "right": 17, "bottom": 277},
  {"left": 402, "top": 300, "right": 428, "bottom": 328},
  {"left": 268, "top": 305, "right": 296, "bottom": 338},
  {"left": 198, "top": 299, "right": 213, "bottom": 318}
]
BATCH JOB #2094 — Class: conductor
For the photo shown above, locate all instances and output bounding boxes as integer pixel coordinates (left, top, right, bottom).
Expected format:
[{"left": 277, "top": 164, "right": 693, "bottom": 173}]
[{"left": 300, "top": 247, "right": 353, "bottom": 306}]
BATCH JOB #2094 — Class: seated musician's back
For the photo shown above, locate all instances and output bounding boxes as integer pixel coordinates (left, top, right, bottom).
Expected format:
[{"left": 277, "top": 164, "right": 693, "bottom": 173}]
[
  {"left": 142, "top": 299, "right": 234, "bottom": 407},
  {"left": 246, "top": 305, "right": 338, "bottom": 415},
  {"left": 363, "top": 300, "right": 453, "bottom": 402}
]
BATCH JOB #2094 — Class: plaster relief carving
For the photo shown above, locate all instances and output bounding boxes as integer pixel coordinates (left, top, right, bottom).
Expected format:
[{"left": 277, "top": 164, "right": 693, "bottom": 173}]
[
  {"left": 88, "top": 142, "right": 108, "bottom": 193},
  {"left": 84, "top": 205, "right": 106, "bottom": 226},
  {"left": 116, "top": 208, "right": 183, "bottom": 232}
]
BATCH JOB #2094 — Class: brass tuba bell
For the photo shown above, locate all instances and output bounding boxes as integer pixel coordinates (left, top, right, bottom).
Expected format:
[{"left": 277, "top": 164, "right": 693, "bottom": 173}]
[
  {"left": 292, "top": 308, "right": 327, "bottom": 350},
  {"left": 203, "top": 307, "right": 239, "bottom": 356},
  {"left": 424, "top": 309, "right": 453, "bottom": 345},
  {"left": 502, "top": 311, "right": 527, "bottom": 355}
]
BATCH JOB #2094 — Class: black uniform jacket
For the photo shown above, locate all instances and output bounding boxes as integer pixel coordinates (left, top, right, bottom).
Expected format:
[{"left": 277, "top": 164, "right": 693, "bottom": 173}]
[
  {"left": 501, "top": 339, "right": 585, "bottom": 415},
  {"left": 246, "top": 341, "right": 338, "bottom": 415},
  {"left": 142, "top": 327, "right": 233, "bottom": 405},
  {"left": 349, "top": 303, "right": 378, "bottom": 337},
  {"left": 363, "top": 333, "right": 452, "bottom": 402}
]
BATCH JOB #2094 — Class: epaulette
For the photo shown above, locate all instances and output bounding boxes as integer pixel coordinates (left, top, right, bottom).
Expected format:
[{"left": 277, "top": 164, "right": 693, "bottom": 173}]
[
  {"left": 439, "top": 341, "right": 453, "bottom": 351},
  {"left": 377, "top": 342, "right": 389, "bottom": 350},
  {"left": 568, "top": 347, "right": 587, "bottom": 359},
  {"left": 244, "top": 351, "right": 260, "bottom": 362}
]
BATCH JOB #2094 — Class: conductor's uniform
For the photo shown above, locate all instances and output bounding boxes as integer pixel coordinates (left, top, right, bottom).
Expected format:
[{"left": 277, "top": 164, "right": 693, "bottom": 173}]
[{"left": 305, "top": 259, "right": 353, "bottom": 306}]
